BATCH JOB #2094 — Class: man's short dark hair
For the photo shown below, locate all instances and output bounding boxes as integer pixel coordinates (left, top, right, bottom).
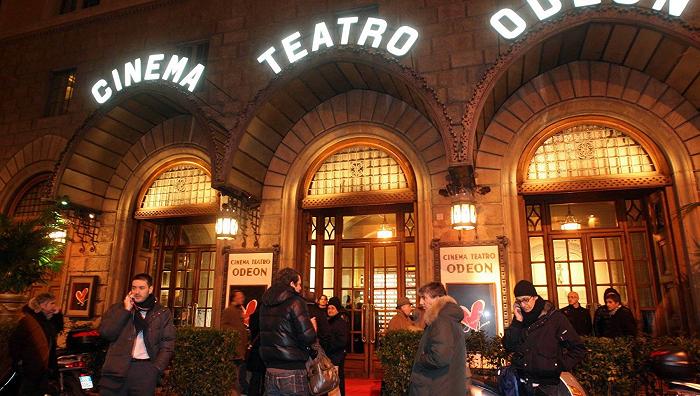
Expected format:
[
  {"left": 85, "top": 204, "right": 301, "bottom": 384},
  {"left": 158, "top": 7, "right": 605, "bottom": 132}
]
[
  {"left": 274, "top": 267, "right": 301, "bottom": 287},
  {"left": 132, "top": 273, "right": 153, "bottom": 287},
  {"left": 229, "top": 289, "right": 244, "bottom": 303},
  {"left": 418, "top": 282, "right": 447, "bottom": 298}
]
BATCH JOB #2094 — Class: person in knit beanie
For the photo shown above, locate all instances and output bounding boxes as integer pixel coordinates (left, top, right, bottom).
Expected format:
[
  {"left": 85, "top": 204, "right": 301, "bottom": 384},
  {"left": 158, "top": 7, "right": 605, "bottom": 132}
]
[
  {"left": 594, "top": 287, "right": 637, "bottom": 338},
  {"left": 502, "top": 280, "right": 585, "bottom": 395}
]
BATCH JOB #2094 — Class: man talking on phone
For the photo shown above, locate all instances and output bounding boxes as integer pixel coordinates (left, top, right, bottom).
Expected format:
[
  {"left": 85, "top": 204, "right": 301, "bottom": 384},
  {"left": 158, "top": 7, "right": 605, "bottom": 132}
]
[
  {"left": 502, "top": 280, "right": 585, "bottom": 395},
  {"left": 99, "top": 273, "right": 175, "bottom": 395}
]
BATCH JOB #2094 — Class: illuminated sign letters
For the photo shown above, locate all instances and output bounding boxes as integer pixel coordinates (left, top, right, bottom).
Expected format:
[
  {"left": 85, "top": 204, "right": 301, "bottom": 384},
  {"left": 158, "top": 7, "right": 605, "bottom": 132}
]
[
  {"left": 257, "top": 16, "right": 419, "bottom": 74},
  {"left": 490, "top": 0, "right": 691, "bottom": 39},
  {"left": 91, "top": 54, "right": 205, "bottom": 104}
]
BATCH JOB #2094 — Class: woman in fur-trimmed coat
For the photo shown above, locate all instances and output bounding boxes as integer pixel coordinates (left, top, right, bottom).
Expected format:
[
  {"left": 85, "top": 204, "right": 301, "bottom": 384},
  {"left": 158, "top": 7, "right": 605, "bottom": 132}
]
[{"left": 409, "top": 282, "right": 467, "bottom": 396}]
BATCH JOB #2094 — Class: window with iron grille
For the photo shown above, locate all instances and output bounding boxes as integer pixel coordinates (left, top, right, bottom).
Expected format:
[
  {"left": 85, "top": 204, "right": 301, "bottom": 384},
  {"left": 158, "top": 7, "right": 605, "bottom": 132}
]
[
  {"left": 45, "top": 69, "right": 76, "bottom": 116},
  {"left": 140, "top": 164, "right": 217, "bottom": 209},
  {"left": 8, "top": 175, "right": 53, "bottom": 221},
  {"left": 527, "top": 125, "right": 655, "bottom": 180}
]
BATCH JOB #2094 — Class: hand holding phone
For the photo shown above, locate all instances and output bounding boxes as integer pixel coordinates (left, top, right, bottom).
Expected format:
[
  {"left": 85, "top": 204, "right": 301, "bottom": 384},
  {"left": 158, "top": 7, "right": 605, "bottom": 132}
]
[
  {"left": 513, "top": 302, "right": 524, "bottom": 322},
  {"left": 123, "top": 291, "right": 135, "bottom": 311}
]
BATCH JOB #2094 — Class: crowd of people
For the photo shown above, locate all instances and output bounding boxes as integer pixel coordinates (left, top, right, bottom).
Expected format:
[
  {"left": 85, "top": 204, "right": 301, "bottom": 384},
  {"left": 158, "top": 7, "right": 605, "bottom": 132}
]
[{"left": 7, "top": 268, "right": 640, "bottom": 396}]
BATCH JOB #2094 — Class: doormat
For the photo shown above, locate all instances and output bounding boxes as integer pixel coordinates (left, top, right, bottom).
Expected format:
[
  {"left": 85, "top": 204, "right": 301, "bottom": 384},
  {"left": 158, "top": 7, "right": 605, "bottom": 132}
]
[{"left": 345, "top": 378, "right": 382, "bottom": 395}]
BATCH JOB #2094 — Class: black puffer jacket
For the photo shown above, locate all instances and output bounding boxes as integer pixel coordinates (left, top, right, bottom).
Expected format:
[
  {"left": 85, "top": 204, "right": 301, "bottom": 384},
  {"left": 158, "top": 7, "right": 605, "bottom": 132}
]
[
  {"left": 503, "top": 300, "right": 586, "bottom": 385},
  {"left": 594, "top": 305, "right": 637, "bottom": 338},
  {"left": 259, "top": 284, "right": 316, "bottom": 369}
]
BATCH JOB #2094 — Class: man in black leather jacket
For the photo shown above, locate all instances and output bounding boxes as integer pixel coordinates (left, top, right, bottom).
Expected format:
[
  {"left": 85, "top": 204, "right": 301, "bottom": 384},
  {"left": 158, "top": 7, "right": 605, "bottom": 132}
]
[
  {"left": 260, "top": 268, "right": 317, "bottom": 396},
  {"left": 503, "top": 280, "right": 586, "bottom": 396}
]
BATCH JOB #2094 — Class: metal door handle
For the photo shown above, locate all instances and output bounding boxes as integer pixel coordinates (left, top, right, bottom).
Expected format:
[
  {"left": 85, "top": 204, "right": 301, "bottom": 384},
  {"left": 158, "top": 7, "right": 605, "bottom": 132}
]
[
  {"left": 369, "top": 303, "right": 376, "bottom": 344},
  {"left": 361, "top": 303, "right": 367, "bottom": 343}
]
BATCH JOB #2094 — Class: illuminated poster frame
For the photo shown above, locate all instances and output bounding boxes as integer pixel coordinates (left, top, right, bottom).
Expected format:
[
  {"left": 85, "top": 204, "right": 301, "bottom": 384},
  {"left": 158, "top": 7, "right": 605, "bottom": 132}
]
[
  {"left": 222, "top": 246, "right": 280, "bottom": 310},
  {"left": 432, "top": 237, "right": 510, "bottom": 335}
]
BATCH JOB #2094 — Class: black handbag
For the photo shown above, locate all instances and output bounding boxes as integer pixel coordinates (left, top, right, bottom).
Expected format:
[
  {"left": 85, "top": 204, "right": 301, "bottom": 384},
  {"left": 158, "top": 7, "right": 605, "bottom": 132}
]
[{"left": 306, "top": 343, "right": 339, "bottom": 395}]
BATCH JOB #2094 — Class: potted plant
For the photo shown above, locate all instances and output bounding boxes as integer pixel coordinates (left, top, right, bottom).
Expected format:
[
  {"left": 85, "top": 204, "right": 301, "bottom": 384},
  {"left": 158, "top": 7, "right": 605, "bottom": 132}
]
[{"left": 0, "top": 207, "right": 66, "bottom": 321}]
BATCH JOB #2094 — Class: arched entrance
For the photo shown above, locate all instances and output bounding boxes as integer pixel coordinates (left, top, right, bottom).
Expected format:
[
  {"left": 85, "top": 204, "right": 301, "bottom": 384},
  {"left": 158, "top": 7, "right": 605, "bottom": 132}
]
[
  {"left": 300, "top": 139, "right": 418, "bottom": 378},
  {"left": 131, "top": 159, "right": 219, "bottom": 327},
  {"left": 517, "top": 118, "right": 679, "bottom": 335}
]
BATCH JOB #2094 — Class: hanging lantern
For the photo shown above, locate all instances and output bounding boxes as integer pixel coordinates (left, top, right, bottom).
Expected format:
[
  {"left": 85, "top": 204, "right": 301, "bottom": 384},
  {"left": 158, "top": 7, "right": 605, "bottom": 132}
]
[
  {"left": 561, "top": 205, "right": 581, "bottom": 231},
  {"left": 451, "top": 196, "right": 477, "bottom": 230},
  {"left": 216, "top": 203, "right": 239, "bottom": 239},
  {"left": 377, "top": 214, "right": 393, "bottom": 238},
  {"left": 49, "top": 229, "right": 67, "bottom": 244}
]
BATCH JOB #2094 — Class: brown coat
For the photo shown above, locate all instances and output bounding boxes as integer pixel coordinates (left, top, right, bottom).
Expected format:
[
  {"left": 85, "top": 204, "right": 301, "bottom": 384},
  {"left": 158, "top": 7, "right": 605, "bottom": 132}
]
[
  {"left": 221, "top": 303, "right": 249, "bottom": 359},
  {"left": 387, "top": 312, "right": 423, "bottom": 332}
]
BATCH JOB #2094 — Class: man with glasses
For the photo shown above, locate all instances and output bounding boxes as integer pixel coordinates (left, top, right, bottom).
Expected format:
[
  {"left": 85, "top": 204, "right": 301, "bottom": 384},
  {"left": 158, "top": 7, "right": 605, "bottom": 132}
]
[{"left": 502, "top": 280, "right": 586, "bottom": 396}]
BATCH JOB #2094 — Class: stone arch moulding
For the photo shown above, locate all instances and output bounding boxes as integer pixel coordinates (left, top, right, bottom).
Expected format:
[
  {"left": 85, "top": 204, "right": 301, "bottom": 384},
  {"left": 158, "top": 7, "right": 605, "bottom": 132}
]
[
  {"left": 53, "top": 83, "right": 227, "bottom": 211},
  {"left": 0, "top": 134, "right": 68, "bottom": 210},
  {"left": 462, "top": 5, "right": 700, "bottom": 163},
  {"left": 222, "top": 47, "right": 456, "bottom": 198}
]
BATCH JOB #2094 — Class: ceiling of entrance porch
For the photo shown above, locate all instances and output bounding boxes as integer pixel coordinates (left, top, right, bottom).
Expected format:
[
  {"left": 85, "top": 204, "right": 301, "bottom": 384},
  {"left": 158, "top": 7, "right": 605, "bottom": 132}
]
[
  {"left": 475, "top": 21, "right": 700, "bottom": 146},
  {"left": 228, "top": 58, "right": 443, "bottom": 199},
  {"left": 56, "top": 92, "right": 192, "bottom": 209}
]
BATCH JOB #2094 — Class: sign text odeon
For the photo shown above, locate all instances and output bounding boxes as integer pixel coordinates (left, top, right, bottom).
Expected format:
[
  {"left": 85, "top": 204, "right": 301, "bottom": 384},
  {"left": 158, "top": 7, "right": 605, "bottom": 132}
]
[
  {"left": 91, "top": 54, "right": 205, "bottom": 104},
  {"left": 490, "top": 0, "right": 691, "bottom": 40},
  {"left": 257, "top": 16, "right": 419, "bottom": 74}
]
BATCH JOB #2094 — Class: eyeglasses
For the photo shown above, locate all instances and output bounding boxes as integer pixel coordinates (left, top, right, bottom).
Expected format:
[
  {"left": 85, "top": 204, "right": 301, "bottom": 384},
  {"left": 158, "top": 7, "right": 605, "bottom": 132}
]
[{"left": 515, "top": 296, "right": 533, "bottom": 304}]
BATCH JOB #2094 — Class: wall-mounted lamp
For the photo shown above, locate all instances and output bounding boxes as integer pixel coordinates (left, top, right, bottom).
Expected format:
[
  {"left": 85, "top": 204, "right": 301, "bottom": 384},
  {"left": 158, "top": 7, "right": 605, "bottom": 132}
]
[
  {"left": 216, "top": 190, "right": 260, "bottom": 249},
  {"left": 439, "top": 165, "right": 491, "bottom": 231},
  {"left": 215, "top": 202, "right": 239, "bottom": 239}
]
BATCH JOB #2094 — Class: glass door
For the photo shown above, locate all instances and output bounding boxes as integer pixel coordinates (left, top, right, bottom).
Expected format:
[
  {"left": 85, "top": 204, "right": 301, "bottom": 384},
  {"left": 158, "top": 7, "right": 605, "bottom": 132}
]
[{"left": 304, "top": 206, "right": 417, "bottom": 378}]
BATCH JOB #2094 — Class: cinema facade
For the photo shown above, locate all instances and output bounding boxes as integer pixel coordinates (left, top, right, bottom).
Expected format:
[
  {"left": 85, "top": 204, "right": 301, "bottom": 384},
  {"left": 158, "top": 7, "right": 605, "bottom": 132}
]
[{"left": 1, "top": 0, "right": 699, "bottom": 377}]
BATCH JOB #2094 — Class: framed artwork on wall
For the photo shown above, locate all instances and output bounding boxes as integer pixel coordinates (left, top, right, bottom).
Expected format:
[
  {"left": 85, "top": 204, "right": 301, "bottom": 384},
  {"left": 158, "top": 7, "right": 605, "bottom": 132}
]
[{"left": 66, "top": 276, "right": 98, "bottom": 318}]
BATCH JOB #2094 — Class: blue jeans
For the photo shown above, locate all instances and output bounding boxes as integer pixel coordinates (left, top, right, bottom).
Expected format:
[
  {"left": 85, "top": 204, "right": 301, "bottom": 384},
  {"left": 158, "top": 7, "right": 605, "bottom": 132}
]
[{"left": 264, "top": 368, "right": 309, "bottom": 396}]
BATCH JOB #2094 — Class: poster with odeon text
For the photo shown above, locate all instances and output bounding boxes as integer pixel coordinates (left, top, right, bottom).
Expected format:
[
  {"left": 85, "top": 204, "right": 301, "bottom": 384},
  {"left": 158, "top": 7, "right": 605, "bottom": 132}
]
[
  {"left": 440, "top": 245, "right": 504, "bottom": 335},
  {"left": 225, "top": 252, "right": 273, "bottom": 308}
]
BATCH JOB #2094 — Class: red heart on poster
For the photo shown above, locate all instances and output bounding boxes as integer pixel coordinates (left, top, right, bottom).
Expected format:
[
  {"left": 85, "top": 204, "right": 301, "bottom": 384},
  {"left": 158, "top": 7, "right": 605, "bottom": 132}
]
[
  {"left": 461, "top": 300, "right": 485, "bottom": 331},
  {"left": 243, "top": 300, "right": 257, "bottom": 327},
  {"left": 75, "top": 288, "right": 89, "bottom": 306}
]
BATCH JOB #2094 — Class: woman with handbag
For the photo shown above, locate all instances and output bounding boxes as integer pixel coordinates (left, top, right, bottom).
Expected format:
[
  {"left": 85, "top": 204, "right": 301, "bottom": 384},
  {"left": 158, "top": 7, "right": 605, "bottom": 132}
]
[{"left": 319, "top": 297, "right": 348, "bottom": 395}]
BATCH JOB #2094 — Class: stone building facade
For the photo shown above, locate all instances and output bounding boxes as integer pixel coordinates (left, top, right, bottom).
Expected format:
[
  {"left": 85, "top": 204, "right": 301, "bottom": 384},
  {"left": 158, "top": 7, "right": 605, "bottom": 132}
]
[{"left": 0, "top": 0, "right": 699, "bottom": 377}]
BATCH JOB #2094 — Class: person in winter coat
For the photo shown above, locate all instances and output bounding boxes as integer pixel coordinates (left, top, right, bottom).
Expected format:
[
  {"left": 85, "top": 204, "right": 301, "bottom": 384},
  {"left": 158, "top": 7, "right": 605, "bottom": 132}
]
[
  {"left": 260, "top": 268, "right": 316, "bottom": 396},
  {"left": 594, "top": 287, "right": 637, "bottom": 338},
  {"left": 319, "top": 297, "right": 348, "bottom": 395},
  {"left": 387, "top": 296, "right": 424, "bottom": 332},
  {"left": 99, "top": 273, "right": 175, "bottom": 396},
  {"left": 246, "top": 308, "right": 265, "bottom": 396},
  {"left": 9, "top": 293, "right": 64, "bottom": 395},
  {"left": 503, "top": 280, "right": 586, "bottom": 396},
  {"left": 221, "top": 289, "right": 250, "bottom": 395},
  {"left": 559, "top": 291, "right": 592, "bottom": 336},
  {"left": 409, "top": 282, "right": 466, "bottom": 396}
]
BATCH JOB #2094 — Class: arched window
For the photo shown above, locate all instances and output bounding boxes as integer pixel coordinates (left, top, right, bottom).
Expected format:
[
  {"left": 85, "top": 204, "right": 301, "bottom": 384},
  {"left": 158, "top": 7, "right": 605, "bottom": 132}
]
[
  {"left": 303, "top": 143, "right": 415, "bottom": 208},
  {"left": 135, "top": 162, "right": 218, "bottom": 219},
  {"left": 527, "top": 125, "right": 655, "bottom": 181},
  {"left": 7, "top": 174, "right": 53, "bottom": 221}
]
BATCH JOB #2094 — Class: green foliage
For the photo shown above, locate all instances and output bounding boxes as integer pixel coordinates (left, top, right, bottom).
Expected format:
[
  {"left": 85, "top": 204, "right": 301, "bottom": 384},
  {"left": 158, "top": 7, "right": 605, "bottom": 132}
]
[
  {"left": 166, "top": 327, "right": 241, "bottom": 396},
  {"left": 380, "top": 330, "right": 700, "bottom": 396},
  {"left": 0, "top": 209, "right": 65, "bottom": 293},
  {"left": 376, "top": 330, "right": 422, "bottom": 395}
]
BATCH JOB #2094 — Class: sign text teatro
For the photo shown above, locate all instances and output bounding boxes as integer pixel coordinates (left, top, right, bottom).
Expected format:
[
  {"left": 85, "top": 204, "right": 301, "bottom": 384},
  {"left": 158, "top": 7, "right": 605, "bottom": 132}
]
[
  {"left": 91, "top": 54, "right": 205, "bottom": 104},
  {"left": 257, "top": 16, "right": 419, "bottom": 74},
  {"left": 490, "top": 0, "right": 691, "bottom": 40}
]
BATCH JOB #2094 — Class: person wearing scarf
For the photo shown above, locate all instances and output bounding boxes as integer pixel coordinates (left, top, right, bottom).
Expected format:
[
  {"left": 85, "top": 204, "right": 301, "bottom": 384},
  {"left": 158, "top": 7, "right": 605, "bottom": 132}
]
[
  {"left": 502, "top": 280, "right": 586, "bottom": 396},
  {"left": 99, "top": 273, "right": 175, "bottom": 395}
]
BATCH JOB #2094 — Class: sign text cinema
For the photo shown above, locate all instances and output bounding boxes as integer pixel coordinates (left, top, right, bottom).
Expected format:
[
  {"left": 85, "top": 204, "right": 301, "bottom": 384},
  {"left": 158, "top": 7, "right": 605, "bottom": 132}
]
[
  {"left": 229, "top": 257, "right": 271, "bottom": 277},
  {"left": 257, "top": 17, "right": 419, "bottom": 74},
  {"left": 91, "top": 54, "right": 205, "bottom": 104},
  {"left": 491, "top": 0, "right": 691, "bottom": 40}
]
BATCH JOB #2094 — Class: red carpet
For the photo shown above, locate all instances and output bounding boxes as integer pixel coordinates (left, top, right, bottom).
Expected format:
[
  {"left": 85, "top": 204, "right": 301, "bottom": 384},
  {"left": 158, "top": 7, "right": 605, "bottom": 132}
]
[{"left": 345, "top": 378, "right": 382, "bottom": 395}]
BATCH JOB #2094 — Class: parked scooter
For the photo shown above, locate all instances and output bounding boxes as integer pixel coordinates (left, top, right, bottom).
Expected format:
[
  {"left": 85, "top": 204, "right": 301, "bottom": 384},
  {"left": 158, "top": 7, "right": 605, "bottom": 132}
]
[
  {"left": 651, "top": 347, "right": 700, "bottom": 395},
  {"left": 56, "top": 328, "right": 107, "bottom": 395},
  {"left": 467, "top": 371, "right": 587, "bottom": 396}
]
